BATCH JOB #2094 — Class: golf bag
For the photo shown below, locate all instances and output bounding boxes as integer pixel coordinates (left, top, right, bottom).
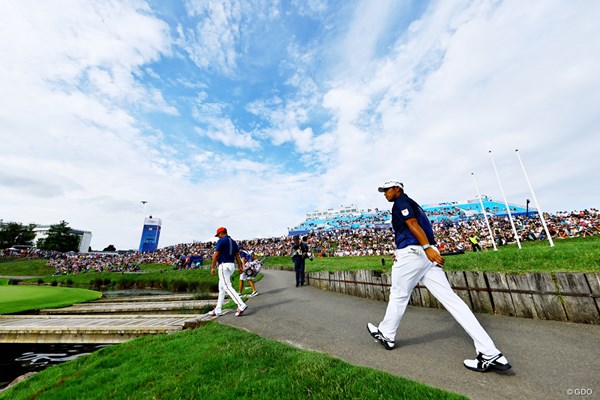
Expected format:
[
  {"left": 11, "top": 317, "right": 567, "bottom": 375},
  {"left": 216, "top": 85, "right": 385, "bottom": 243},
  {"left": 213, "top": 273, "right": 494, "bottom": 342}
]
[{"left": 243, "top": 259, "right": 263, "bottom": 278}]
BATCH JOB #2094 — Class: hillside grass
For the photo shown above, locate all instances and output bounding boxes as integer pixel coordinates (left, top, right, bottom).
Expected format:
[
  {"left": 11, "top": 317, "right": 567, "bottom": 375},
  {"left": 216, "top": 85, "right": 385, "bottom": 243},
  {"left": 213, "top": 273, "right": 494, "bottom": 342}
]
[
  {"left": 20, "top": 268, "right": 261, "bottom": 293},
  {"left": 0, "top": 286, "right": 101, "bottom": 314},
  {"left": 0, "top": 258, "right": 53, "bottom": 276},
  {"left": 0, "top": 323, "right": 466, "bottom": 400},
  {"left": 263, "top": 235, "right": 600, "bottom": 273},
  {"left": 25, "top": 268, "right": 220, "bottom": 292}
]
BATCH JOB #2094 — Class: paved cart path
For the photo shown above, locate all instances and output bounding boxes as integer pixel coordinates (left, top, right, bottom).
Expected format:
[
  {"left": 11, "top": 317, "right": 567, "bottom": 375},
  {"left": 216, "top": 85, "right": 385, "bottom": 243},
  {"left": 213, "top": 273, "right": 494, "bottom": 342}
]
[{"left": 221, "top": 269, "right": 599, "bottom": 400}]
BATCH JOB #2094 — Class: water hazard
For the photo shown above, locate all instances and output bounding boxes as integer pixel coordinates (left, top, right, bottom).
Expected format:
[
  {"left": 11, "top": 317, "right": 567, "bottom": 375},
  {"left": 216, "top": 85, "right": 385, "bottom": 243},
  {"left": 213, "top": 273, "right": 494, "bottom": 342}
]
[
  {"left": 0, "top": 289, "right": 175, "bottom": 390},
  {"left": 0, "top": 343, "right": 112, "bottom": 390}
]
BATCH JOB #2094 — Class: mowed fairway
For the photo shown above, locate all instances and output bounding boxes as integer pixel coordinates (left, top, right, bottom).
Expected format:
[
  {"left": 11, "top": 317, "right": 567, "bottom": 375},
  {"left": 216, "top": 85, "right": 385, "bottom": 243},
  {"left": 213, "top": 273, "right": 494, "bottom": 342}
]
[{"left": 0, "top": 286, "right": 101, "bottom": 314}]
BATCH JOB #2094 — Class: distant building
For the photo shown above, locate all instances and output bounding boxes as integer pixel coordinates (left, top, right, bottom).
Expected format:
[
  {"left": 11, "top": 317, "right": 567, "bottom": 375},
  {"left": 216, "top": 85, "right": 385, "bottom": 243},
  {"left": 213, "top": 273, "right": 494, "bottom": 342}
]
[
  {"left": 33, "top": 225, "right": 92, "bottom": 253},
  {"left": 139, "top": 217, "right": 161, "bottom": 253}
]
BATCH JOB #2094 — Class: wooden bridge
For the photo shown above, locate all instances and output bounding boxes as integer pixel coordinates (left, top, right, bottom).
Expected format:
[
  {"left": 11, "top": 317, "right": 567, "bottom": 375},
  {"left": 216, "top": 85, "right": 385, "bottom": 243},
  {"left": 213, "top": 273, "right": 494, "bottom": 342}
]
[{"left": 0, "top": 294, "right": 222, "bottom": 344}]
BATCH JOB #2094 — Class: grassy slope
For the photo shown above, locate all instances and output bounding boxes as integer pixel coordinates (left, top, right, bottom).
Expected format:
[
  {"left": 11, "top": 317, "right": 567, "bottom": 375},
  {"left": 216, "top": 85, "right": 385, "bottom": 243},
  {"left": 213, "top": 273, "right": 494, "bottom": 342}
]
[
  {"left": 19, "top": 268, "right": 263, "bottom": 295},
  {"left": 0, "top": 259, "right": 53, "bottom": 276},
  {"left": 0, "top": 286, "right": 101, "bottom": 314},
  {"left": 0, "top": 323, "right": 466, "bottom": 400},
  {"left": 30, "top": 268, "right": 219, "bottom": 291},
  {"left": 263, "top": 235, "right": 600, "bottom": 273}
]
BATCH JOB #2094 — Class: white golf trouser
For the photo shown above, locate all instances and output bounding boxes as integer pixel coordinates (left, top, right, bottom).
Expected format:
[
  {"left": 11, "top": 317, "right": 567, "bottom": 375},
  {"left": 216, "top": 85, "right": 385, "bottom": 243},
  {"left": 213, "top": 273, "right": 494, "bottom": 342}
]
[
  {"left": 378, "top": 246, "right": 500, "bottom": 356},
  {"left": 215, "top": 263, "right": 245, "bottom": 313}
]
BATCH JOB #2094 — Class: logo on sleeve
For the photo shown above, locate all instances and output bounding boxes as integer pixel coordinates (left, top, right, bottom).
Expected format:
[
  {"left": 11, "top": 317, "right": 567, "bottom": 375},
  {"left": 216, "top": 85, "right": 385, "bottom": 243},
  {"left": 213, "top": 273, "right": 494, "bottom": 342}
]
[{"left": 401, "top": 209, "right": 409, "bottom": 216}]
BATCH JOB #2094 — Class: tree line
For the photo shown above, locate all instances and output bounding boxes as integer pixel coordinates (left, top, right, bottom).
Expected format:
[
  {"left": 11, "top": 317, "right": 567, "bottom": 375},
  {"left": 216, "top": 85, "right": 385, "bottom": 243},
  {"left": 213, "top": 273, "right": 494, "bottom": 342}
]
[{"left": 0, "top": 220, "right": 80, "bottom": 252}]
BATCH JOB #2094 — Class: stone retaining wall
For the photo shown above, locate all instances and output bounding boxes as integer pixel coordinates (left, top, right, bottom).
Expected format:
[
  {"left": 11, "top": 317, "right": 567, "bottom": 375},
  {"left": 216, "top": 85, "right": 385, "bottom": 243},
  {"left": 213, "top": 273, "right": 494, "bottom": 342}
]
[{"left": 306, "top": 270, "right": 600, "bottom": 325}]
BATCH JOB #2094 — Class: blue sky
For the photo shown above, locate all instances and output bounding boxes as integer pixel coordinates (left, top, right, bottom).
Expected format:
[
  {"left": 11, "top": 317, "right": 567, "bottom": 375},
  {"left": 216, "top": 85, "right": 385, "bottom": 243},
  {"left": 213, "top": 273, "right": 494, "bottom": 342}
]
[{"left": 1, "top": 0, "right": 599, "bottom": 249}]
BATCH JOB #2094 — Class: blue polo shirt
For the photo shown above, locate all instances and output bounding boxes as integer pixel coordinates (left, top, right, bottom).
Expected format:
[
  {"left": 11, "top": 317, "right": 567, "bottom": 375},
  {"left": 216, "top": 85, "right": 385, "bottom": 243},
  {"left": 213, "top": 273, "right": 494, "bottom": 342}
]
[
  {"left": 391, "top": 193, "right": 436, "bottom": 249},
  {"left": 215, "top": 236, "right": 239, "bottom": 264},
  {"left": 240, "top": 249, "right": 252, "bottom": 263}
]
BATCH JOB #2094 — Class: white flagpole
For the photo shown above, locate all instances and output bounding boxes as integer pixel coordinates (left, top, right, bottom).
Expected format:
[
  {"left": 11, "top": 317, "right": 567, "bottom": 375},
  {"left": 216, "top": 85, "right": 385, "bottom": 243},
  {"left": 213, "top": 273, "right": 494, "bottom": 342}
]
[
  {"left": 515, "top": 149, "right": 555, "bottom": 247},
  {"left": 471, "top": 173, "right": 498, "bottom": 251},
  {"left": 489, "top": 151, "right": 522, "bottom": 249}
]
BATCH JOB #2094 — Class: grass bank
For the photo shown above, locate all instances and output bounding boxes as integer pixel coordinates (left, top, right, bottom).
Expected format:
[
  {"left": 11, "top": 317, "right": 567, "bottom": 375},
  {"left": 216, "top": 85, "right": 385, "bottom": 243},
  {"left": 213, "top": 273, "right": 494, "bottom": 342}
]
[
  {"left": 0, "top": 286, "right": 101, "bottom": 314},
  {"left": 263, "top": 235, "right": 600, "bottom": 273},
  {"left": 0, "top": 323, "right": 466, "bottom": 400},
  {"left": 19, "top": 268, "right": 219, "bottom": 293},
  {"left": 0, "top": 259, "right": 53, "bottom": 276}
]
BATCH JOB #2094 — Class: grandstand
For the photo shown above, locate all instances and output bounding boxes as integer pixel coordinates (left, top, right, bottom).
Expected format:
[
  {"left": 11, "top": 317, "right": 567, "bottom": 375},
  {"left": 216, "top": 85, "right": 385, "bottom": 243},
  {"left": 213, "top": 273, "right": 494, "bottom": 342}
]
[{"left": 288, "top": 196, "right": 534, "bottom": 236}]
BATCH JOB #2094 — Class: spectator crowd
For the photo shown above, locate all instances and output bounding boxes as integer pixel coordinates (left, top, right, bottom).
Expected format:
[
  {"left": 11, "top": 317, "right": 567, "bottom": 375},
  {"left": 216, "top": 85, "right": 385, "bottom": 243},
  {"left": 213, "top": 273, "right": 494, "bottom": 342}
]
[{"left": 2, "top": 208, "right": 598, "bottom": 275}]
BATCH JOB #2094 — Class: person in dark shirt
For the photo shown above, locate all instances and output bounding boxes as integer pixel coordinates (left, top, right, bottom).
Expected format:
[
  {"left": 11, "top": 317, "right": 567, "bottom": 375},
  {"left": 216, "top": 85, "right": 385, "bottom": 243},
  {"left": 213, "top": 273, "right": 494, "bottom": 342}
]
[
  {"left": 291, "top": 235, "right": 308, "bottom": 287},
  {"left": 366, "top": 180, "right": 511, "bottom": 373},
  {"left": 210, "top": 227, "right": 248, "bottom": 317}
]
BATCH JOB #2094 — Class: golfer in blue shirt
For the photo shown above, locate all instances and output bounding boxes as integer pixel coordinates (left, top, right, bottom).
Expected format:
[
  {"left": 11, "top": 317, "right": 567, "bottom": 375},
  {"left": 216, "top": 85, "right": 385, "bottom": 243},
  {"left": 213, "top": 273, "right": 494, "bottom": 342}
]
[
  {"left": 210, "top": 227, "right": 248, "bottom": 317},
  {"left": 367, "top": 180, "right": 511, "bottom": 373}
]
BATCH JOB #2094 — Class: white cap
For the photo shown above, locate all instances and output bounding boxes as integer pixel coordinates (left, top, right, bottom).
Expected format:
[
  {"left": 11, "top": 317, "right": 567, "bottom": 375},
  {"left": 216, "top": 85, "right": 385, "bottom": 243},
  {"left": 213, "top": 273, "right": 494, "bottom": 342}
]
[{"left": 378, "top": 180, "right": 404, "bottom": 192}]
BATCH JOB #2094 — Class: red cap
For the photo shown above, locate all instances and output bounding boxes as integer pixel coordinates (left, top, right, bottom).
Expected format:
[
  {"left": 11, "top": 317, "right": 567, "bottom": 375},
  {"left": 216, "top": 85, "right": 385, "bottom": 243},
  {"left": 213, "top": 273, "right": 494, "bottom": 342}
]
[{"left": 215, "top": 227, "right": 227, "bottom": 237}]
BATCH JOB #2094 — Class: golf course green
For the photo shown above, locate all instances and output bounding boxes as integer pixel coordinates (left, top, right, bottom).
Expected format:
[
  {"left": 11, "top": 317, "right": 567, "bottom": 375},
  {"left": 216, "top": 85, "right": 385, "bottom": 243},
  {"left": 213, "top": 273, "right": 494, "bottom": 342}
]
[{"left": 0, "top": 285, "right": 101, "bottom": 315}]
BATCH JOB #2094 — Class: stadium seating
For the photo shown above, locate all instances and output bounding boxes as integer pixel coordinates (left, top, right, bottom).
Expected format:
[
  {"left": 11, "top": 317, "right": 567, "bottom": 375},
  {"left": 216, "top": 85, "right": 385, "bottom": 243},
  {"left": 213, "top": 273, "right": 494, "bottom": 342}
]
[{"left": 288, "top": 197, "right": 533, "bottom": 235}]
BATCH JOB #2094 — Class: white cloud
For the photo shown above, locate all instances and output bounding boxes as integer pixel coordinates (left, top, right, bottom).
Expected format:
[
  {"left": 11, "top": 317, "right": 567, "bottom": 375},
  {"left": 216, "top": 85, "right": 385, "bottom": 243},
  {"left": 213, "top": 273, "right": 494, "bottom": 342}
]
[
  {"left": 336, "top": 0, "right": 398, "bottom": 74},
  {"left": 180, "top": 0, "right": 241, "bottom": 73},
  {"left": 191, "top": 96, "right": 259, "bottom": 149},
  {"left": 316, "top": 0, "right": 600, "bottom": 213},
  {"left": 323, "top": 87, "right": 370, "bottom": 125},
  {"left": 291, "top": 0, "right": 328, "bottom": 18},
  {"left": 180, "top": 0, "right": 280, "bottom": 74},
  {"left": 86, "top": 67, "right": 178, "bottom": 115},
  {"left": 194, "top": 120, "right": 259, "bottom": 149},
  {"left": 0, "top": 1, "right": 182, "bottom": 249}
]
